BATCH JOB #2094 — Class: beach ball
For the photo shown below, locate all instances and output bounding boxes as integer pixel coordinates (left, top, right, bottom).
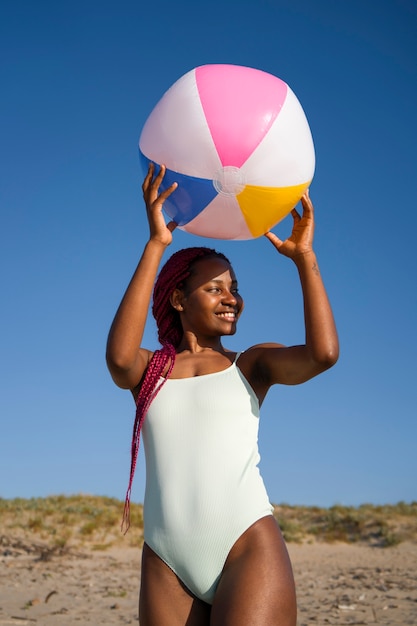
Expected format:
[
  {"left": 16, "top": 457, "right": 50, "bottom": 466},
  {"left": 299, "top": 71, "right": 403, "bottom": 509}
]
[{"left": 139, "top": 64, "right": 315, "bottom": 240}]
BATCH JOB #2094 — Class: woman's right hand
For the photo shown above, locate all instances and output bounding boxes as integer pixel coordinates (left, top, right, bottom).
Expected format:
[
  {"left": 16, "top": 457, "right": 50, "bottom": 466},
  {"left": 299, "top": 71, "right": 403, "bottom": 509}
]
[{"left": 142, "top": 163, "right": 178, "bottom": 246}]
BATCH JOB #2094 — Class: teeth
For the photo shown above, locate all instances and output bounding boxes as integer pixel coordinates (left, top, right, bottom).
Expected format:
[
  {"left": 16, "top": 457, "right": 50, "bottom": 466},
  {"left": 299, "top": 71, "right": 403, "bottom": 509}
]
[{"left": 217, "top": 312, "right": 235, "bottom": 319}]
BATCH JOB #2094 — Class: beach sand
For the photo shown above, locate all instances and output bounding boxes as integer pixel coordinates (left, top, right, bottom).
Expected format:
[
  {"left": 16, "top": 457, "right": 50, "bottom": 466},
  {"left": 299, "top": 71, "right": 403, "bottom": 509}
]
[{"left": 1, "top": 538, "right": 416, "bottom": 625}]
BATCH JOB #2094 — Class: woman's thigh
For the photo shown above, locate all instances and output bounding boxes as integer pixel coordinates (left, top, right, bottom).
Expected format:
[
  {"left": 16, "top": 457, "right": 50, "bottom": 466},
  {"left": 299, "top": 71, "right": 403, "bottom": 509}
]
[
  {"left": 139, "top": 543, "right": 211, "bottom": 626},
  {"left": 210, "top": 516, "right": 297, "bottom": 626}
]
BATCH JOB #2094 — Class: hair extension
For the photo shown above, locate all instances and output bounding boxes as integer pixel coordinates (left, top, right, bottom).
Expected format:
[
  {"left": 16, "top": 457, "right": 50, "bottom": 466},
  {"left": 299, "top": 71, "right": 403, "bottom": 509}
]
[{"left": 122, "top": 247, "right": 230, "bottom": 531}]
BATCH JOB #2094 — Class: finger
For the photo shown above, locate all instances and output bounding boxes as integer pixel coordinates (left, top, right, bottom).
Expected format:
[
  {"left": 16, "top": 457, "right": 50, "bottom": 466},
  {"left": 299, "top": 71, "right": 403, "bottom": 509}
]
[
  {"left": 291, "top": 208, "right": 301, "bottom": 221},
  {"left": 142, "top": 162, "right": 154, "bottom": 192},
  {"left": 153, "top": 164, "right": 166, "bottom": 185},
  {"left": 300, "top": 190, "right": 314, "bottom": 212},
  {"left": 158, "top": 181, "right": 178, "bottom": 201},
  {"left": 167, "top": 220, "right": 178, "bottom": 233},
  {"left": 264, "top": 231, "right": 283, "bottom": 248}
]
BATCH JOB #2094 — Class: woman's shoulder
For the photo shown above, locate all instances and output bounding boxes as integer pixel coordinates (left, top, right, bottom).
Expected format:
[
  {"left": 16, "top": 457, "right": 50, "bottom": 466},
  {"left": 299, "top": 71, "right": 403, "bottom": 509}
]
[
  {"left": 236, "top": 343, "right": 286, "bottom": 404},
  {"left": 238, "top": 342, "right": 285, "bottom": 360},
  {"left": 236, "top": 342, "right": 286, "bottom": 378}
]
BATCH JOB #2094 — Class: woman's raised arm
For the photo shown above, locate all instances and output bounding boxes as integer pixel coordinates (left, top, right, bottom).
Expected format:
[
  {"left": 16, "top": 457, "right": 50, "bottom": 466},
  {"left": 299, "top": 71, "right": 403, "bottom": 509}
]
[
  {"left": 106, "top": 164, "right": 177, "bottom": 389},
  {"left": 251, "top": 191, "right": 339, "bottom": 387}
]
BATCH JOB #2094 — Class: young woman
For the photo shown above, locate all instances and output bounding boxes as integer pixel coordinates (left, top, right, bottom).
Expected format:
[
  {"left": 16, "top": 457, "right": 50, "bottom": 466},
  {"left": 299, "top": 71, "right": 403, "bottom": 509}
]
[{"left": 106, "top": 164, "right": 339, "bottom": 626}]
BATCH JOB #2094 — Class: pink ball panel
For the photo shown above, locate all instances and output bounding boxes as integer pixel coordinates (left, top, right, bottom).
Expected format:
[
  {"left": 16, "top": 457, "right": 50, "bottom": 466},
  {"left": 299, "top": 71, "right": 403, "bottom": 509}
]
[{"left": 195, "top": 65, "right": 287, "bottom": 169}]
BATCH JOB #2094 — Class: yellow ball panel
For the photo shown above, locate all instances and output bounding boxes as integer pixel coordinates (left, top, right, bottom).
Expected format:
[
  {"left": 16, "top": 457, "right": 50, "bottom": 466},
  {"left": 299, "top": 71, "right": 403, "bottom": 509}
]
[{"left": 237, "top": 182, "right": 310, "bottom": 238}]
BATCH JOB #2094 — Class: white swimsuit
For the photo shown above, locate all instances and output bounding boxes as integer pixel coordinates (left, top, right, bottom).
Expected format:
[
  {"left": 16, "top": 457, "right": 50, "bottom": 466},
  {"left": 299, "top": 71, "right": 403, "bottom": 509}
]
[{"left": 142, "top": 354, "right": 273, "bottom": 604}]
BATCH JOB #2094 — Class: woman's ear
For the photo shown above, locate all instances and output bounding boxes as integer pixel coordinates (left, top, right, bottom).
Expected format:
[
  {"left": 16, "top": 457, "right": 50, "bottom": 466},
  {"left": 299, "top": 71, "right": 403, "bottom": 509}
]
[{"left": 170, "top": 289, "right": 184, "bottom": 312}]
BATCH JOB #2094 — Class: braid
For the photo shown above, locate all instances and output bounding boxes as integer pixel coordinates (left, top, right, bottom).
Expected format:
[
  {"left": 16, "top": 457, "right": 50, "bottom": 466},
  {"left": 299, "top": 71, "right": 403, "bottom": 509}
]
[{"left": 122, "top": 246, "right": 230, "bottom": 531}]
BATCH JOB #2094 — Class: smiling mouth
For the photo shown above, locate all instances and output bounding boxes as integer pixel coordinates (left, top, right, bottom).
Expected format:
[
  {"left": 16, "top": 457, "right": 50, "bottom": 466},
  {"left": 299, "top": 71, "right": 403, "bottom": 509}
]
[{"left": 216, "top": 311, "right": 236, "bottom": 321}]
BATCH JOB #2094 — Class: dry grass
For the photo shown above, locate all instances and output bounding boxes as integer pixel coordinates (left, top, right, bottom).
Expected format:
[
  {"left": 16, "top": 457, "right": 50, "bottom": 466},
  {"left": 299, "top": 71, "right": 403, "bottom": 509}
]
[
  {"left": 273, "top": 501, "right": 417, "bottom": 546},
  {"left": 0, "top": 495, "right": 144, "bottom": 553},
  {"left": 1, "top": 496, "right": 416, "bottom": 556}
]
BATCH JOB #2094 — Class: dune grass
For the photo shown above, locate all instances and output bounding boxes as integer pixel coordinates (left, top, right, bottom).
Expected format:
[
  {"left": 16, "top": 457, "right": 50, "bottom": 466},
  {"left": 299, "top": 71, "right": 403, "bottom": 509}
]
[
  {"left": 1, "top": 496, "right": 416, "bottom": 555},
  {"left": 0, "top": 495, "right": 144, "bottom": 552},
  {"left": 273, "top": 501, "right": 417, "bottom": 546}
]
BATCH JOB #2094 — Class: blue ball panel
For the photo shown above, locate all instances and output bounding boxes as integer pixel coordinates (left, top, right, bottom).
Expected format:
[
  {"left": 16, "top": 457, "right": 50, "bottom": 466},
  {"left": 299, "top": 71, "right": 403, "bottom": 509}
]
[{"left": 139, "top": 151, "right": 219, "bottom": 226}]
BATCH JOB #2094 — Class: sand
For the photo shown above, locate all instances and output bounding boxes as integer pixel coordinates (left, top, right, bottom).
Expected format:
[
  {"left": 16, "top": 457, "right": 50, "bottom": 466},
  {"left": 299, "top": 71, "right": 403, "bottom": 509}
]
[{"left": 1, "top": 539, "right": 416, "bottom": 625}]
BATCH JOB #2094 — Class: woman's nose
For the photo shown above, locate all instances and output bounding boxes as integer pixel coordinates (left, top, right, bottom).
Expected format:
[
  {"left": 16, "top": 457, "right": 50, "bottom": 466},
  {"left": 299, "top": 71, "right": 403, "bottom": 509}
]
[{"left": 223, "top": 290, "right": 237, "bottom": 304}]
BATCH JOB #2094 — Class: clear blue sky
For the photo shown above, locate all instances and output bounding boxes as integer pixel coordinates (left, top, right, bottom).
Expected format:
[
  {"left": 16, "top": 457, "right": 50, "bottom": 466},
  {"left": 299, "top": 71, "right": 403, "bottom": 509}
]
[{"left": 1, "top": 0, "right": 416, "bottom": 508}]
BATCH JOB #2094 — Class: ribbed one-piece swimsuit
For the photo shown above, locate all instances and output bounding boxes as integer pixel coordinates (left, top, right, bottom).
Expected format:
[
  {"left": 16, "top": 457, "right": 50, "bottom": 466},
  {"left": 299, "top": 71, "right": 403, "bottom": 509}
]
[{"left": 142, "top": 353, "right": 273, "bottom": 604}]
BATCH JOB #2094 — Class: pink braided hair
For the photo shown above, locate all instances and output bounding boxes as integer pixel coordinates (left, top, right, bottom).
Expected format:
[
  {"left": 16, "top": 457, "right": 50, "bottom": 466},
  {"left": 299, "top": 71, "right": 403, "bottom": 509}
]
[{"left": 122, "top": 246, "right": 230, "bottom": 531}]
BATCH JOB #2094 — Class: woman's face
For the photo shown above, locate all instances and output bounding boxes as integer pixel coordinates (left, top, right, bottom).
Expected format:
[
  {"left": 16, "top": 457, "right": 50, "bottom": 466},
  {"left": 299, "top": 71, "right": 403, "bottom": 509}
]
[{"left": 173, "top": 256, "right": 244, "bottom": 338}]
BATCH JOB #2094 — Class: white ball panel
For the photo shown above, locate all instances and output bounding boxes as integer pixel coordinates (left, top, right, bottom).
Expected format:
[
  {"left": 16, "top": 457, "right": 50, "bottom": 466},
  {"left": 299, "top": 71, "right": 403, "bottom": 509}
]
[
  {"left": 241, "top": 86, "right": 315, "bottom": 186},
  {"left": 182, "top": 195, "right": 252, "bottom": 240},
  {"left": 139, "top": 70, "right": 221, "bottom": 177}
]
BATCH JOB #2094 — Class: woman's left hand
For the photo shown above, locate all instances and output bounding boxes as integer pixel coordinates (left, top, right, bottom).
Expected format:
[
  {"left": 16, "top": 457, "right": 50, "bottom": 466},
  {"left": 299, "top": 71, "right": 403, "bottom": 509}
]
[{"left": 264, "top": 190, "right": 315, "bottom": 260}]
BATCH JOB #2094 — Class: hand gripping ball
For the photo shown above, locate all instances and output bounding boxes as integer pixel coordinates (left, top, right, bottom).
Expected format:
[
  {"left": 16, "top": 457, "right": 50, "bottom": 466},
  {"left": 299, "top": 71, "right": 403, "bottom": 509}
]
[{"left": 139, "top": 64, "right": 315, "bottom": 240}]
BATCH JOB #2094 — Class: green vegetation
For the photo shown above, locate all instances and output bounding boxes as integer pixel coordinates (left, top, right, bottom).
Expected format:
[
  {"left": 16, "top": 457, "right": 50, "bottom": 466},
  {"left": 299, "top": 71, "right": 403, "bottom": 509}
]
[
  {"left": 273, "top": 501, "right": 417, "bottom": 546},
  {"left": 0, "top": 496, "right": 415, "bottom": 554},
  {"left": 0, "top": 494, "right": 144, "bottom": 551}
]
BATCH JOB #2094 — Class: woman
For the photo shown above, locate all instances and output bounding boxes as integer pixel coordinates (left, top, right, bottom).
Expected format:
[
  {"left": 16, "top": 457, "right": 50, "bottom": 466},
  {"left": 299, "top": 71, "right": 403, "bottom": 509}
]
[{"left": 106, "top": 164, "right": 339, "bottom": 625}]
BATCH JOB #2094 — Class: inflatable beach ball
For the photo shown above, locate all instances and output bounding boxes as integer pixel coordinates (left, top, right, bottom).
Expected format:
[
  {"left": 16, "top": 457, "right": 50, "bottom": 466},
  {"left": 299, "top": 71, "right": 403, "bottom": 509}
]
[{"left": 139, "top": 64, "right": 315, "bottom": 240}]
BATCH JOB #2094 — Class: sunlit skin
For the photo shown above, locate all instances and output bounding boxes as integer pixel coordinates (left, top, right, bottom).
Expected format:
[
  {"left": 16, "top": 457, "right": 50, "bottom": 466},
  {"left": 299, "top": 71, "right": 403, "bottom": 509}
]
[
  {"left": 169, "top": 259, "right": 242, "bottom": 349},
  {"left": 106, "top": 163, "right": 339, "bottom": 625}
]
